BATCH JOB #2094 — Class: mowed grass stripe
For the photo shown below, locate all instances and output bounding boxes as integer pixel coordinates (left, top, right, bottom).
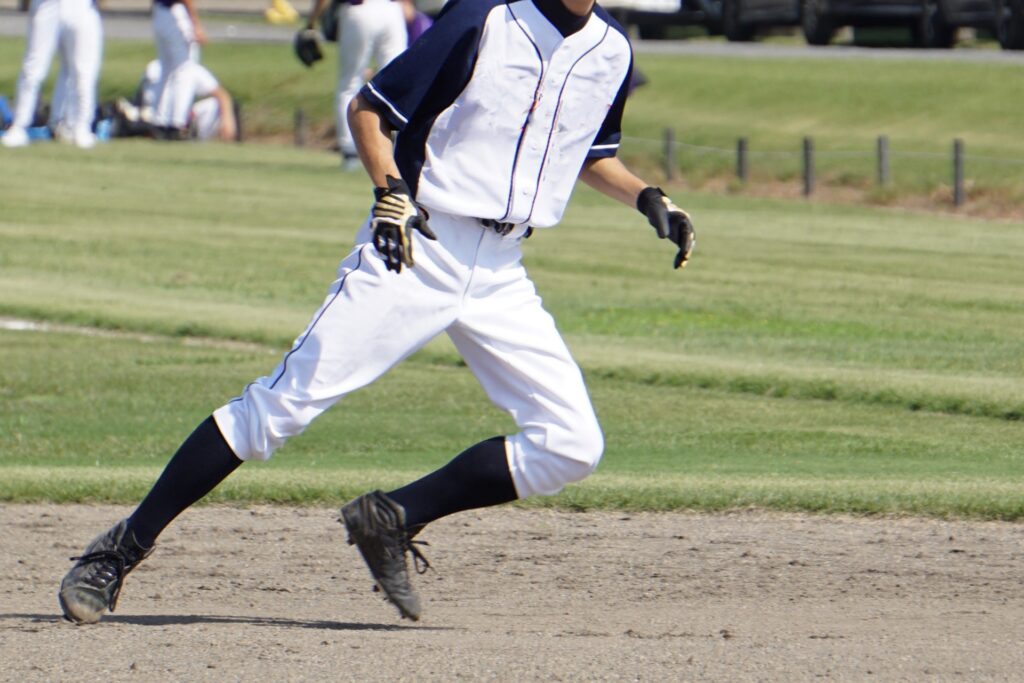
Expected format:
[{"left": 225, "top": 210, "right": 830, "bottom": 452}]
[
  {"left": 2, "top": 143, "right": 1022, "bottom": 421},
  {"left": 3, "top": 467, "right": 1022, "bottom": 520},
  {"left": 2, "top": 329, "right": 1022, "bottom": 517}
]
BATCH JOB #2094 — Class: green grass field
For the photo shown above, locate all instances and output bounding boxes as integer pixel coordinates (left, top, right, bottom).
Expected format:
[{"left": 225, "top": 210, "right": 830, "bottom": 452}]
[
  {"left": 2, "top": 33, "right": 1023, "bottom": 198},
  {"left": 1, "top": 139, "right": 1022, "bottom": 518}
]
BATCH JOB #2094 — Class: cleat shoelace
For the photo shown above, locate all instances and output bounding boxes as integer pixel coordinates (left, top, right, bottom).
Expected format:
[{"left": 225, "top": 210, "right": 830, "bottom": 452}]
[
  {"left": 407, "top": 538, "right": 431, "bottom": 575},
  {"left": 346, "top": 526, "right": 432, "bottom": 575},
  {"left": 68, "top": 550, "right": 132, "bottom": 612}
]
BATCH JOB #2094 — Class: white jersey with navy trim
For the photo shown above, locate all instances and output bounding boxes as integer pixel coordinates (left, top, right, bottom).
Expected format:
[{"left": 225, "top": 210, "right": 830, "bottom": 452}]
[
  {"left": 212, "top": 0, "right": 623, "bottom": 500},
  {"left": 361, "top": 0, "right": 632, "bottom": 228}
]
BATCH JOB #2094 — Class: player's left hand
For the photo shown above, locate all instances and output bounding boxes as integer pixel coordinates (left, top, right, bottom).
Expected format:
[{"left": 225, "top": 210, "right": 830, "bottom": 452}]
[
  {"left": 293, "top": 29, "right": 324, "bottom": 67},
  {"left": 371, "top": 175, "right": 437, "bottom": 273},
  {"left": 637, "top": 186, "right": 696, "bottom": 270}
]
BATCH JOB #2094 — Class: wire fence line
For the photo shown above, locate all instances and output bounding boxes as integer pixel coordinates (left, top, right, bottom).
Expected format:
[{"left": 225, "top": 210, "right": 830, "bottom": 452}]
[
  {"left": 620, "top": 130, "right": 1024, "bottom": 206},
  {"left": 623, "top": 134, "right": 1024, "bottom": 163}
]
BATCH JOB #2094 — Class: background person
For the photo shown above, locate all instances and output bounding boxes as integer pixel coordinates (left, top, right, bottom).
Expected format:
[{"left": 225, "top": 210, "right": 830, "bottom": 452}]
[
  {"left": 399, "top": 0, "right": 432, "bottom": 43},
  {"left": 151, "top": 0, "right": 206, "bottom": 139},
  {"left": 2, "top": 0, "right": 102, "bottom": 149},
  {"left": 300, "top": 0, "right": 407, "bottom": 169},
  {"left": 114, "top": 59, "right": 237, "bottom": 141}
]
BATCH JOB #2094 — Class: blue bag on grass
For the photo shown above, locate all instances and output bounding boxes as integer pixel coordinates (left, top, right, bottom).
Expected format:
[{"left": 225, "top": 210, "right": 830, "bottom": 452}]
[{"left": 0, "top": 96, "right": 13, "bottom": 129}]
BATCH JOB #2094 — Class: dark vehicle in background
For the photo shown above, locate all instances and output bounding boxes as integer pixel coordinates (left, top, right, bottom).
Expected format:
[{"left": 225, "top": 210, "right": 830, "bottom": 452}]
[
  {"left": 721, "top": 0, "right": 798, "bottom": 41},
  {"left": 996, "top": 0, "right": 1024, "bottom": 47},
  {"left": 722, "top": 0, "right": 1002, "bottom": 47},
  {"left": 603, "top": 0, "right": 725, "bottom": 37}
]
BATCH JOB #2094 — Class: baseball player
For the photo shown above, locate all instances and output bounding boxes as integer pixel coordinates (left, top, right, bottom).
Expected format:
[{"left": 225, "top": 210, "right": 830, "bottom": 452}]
[
  {"left": 151, "top": 0, "right": 206, "bottom": 139},
  {"left": 57, "top": 0, "right": 696, "bottom": 625},
  {"left": 1, "top": 0, "right": 102, "bottom": 149},
  {"left": 115, "top": 59, "right": 237, "bottom": 141},
  {"left": 399, "top": 0, "right": 433, "bottom": 43},
  {"left": 299, "top": 0, "right": 407, "bottom": 169}
]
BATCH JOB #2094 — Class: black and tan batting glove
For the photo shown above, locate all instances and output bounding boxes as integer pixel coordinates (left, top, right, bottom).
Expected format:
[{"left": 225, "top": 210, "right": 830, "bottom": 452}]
[
  {"left": 371, "top": 175, "right": 437, "bottom": 273},
  {"left": 637, "top": 186, "right": 696, "bottom": 270}
]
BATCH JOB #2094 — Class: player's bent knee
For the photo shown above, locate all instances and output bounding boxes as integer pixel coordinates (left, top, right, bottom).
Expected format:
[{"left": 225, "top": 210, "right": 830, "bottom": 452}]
[
  {"left": 572, "top": 421, "right": 605, "bottom": 475},
  {"left": 507, "top": 420, "right": 604, "bottom": 498},
  {"left": 212, "top": 385, "right": 320, "bottom": 462}
]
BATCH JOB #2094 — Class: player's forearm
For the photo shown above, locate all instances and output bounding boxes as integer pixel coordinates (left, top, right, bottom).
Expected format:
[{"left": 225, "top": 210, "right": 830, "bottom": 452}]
[
  {"left": 214, "top": 88, "right": 237, "bottom": 141},
  {"left": 182, "top": 0, "right": 200, "bottom": 24},
  {"left": 181, "top": 0, "right": 205, "bottom": 39},
  {"left": 349, "top": 94, "right": 401, "bottom": 188},
  {"left": 579, "top": 157, "right": 648, "bottom": 208},
  {"left": 305, "top": 0, "right": 328, "bottom": 28}
]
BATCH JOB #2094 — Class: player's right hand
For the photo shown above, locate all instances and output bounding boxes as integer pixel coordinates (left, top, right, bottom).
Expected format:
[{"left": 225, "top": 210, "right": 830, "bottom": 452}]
[
  {"left": 637, "top": 186, "right": 696, "bottom": 270},
  {"left": 371, "top": 175, "right": 436, "bottom": 273}
]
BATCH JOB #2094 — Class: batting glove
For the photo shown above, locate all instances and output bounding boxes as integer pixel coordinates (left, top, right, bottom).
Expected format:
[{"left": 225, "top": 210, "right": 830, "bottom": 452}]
[
  {"left": 372, "top": 175, "right": 437, "bottom": 273},
  {"left": 637, "top": 186, "right": 696, "bottom": 270}
]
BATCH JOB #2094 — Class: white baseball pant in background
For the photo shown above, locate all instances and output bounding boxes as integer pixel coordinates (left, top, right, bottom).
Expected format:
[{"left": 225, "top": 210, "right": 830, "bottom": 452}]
[
  {"left": 334, "top": 0, "right": 406, "bottom": 157},
  {"left": 139, "top": 58, "right": 222, "bottom": 138},
  {"left": 213, "top": 212, "right": 604, "bottom": 499},
  {"left": 9, "top": 0, "right": 102, "bottom": 139},
  {"left": 152, "top": 2, "right": 199, "bottom": 129}
]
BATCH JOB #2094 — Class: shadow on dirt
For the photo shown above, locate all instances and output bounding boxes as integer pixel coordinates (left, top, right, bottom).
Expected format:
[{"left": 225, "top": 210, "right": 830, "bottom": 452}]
[{"left": 1, "top": 613, "right": 453, "bottom": 631}]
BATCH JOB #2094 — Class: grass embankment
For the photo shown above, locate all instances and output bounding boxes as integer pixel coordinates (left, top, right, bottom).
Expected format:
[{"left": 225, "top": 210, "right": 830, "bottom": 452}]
[
  {"left": 1, "top": 34, "right": 1022, "bottom": 205},
  {"left": 1, "top": 142, "right": 1022, "bottom": 517}
]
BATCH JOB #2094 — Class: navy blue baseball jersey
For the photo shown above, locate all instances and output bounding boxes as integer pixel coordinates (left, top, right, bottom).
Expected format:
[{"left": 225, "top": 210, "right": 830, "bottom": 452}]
[{"left": 361, "top": 0, "right": 633, "bottom": 228}]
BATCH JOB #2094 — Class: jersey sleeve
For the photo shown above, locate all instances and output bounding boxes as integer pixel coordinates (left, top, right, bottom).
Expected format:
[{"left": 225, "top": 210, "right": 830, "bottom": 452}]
[
  {"left": 360, "top": 0, "right": 496, "bottom": 131},
  {"left": 190, "top": 64, "right": 220, "bottom": 100},
  {"left": 586, "top": 53, "right": 633, "bottom": 159}
]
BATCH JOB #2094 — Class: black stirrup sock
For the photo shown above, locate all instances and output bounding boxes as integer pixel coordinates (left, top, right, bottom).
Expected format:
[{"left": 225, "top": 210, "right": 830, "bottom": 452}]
[
  {"left": 386, "top": 436, "right": 518, "bottom": 530},
  {"left": 126, "top": 416, "right": 243, "bottom": 548}
]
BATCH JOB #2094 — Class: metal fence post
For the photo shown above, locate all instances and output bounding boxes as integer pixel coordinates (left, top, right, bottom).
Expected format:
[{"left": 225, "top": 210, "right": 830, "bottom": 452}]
[
  {"left": 233, "top": 101, "right": 243, "bottom": 143},
  {"left": 663, "top": 128, "right": 676, "bottom": 181},
  {"left": 802, "top": 137, "right": 814, "bottom": 197},
  {"left": 876, "top": 135, "right": 889, "bottom": 187},
  {"left": 294, "top": 108, "right": 306, "bottom": 148},
  {"left": 736, "top": 137, "right": 748, "bottom": 183},
  {"left": 953, "top": 139, "right": 965, "bottom": 207}
]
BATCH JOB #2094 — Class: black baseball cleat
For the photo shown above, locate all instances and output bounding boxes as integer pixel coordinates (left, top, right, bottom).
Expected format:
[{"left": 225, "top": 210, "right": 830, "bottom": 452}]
[
  {"left": 58, "top": 519, "right": 152, "bottom": 624},
  {"left": 341, "top": 491, "right": 430, "bottom": 621}
]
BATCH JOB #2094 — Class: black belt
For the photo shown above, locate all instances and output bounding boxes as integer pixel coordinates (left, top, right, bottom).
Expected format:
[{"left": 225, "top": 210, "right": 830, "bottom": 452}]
[{"left": 480, "top": 218, "right": 532, "bottom": 239}]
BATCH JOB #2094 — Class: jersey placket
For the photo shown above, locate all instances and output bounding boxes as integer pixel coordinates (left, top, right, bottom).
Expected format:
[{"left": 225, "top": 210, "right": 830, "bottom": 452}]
[{"left": 504, "top": 48, "right": 569, "bottom": 225}]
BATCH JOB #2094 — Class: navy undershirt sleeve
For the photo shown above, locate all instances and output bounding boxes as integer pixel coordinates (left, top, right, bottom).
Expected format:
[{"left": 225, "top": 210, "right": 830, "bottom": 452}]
[
  {"left": 587, "top": 58, "right": 631, "bottom": 159},
  {"left": 587, "top": 6, "right": 632, "bottom": 159}
]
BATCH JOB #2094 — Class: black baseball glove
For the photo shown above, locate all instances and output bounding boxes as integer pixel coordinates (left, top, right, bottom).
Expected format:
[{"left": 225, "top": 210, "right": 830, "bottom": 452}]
[
  {"left": 372, "top": 175, "right": 437, "bottom": 273},
  {"left": 637, "top": 186, "right": 696, "bottom": 270},
  {"left": 293, "top": 29, "right": 323, "bottom": 68}
]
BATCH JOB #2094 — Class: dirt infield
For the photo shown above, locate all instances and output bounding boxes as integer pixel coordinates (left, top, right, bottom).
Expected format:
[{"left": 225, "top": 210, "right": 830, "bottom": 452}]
[{"left": 2, "top": 504, "right": 1022, "bottom": 681}]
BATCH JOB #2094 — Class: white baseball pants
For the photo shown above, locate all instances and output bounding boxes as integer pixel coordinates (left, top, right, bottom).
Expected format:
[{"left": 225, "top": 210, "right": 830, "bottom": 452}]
[
  {"left": 152, "top": 2, "right": 199, "bottom": 128},
  {"left": 11, "top": 0, "right": 102, "bottom": 136},
  {"left": 213, "top": 212, "right": 604, "bottom": 498},
  {"left": 334, "top": 0, "right": 406, "bottom": 156}
]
